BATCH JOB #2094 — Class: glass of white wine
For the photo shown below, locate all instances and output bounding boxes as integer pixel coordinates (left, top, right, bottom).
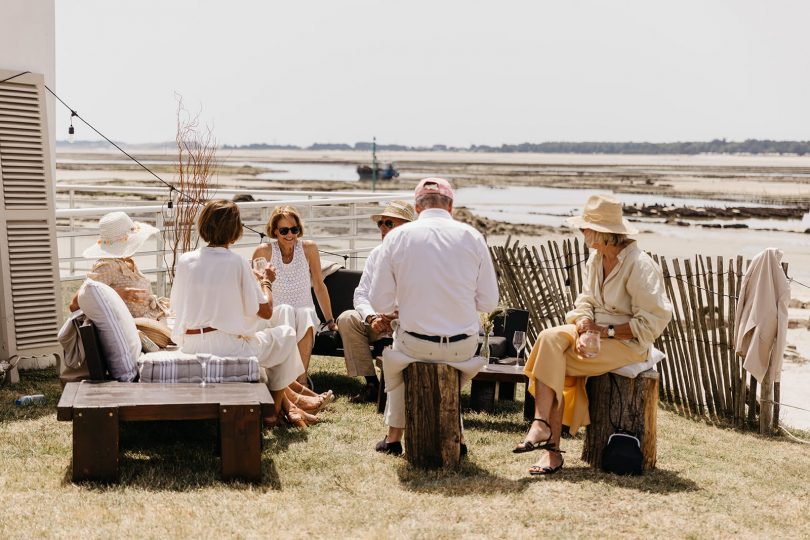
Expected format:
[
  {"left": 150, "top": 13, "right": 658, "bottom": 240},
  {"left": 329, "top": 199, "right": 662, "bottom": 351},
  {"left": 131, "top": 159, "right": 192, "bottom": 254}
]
[
  {"left": 252, "top": 257, "right": 268, "bottom": 273},
  {"left": 512, "top": 330, "right": 527, "bottom": 370}
]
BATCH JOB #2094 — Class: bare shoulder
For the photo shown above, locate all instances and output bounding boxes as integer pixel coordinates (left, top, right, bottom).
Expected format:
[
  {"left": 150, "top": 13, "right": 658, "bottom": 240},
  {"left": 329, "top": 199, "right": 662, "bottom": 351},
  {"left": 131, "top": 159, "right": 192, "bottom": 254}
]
[
  {"left": 301, "top": 240, "right": 318, "bottom": 254},
  {"left": 252, "top": 242, "right": 273, "bottom": 259}
]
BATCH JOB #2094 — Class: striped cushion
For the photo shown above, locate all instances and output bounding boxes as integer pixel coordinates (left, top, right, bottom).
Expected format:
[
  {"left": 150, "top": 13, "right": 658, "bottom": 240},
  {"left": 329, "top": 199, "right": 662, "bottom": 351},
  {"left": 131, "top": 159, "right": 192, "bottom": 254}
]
[{"left": 138, "top": 351, "right": 260, "bottom": 383}]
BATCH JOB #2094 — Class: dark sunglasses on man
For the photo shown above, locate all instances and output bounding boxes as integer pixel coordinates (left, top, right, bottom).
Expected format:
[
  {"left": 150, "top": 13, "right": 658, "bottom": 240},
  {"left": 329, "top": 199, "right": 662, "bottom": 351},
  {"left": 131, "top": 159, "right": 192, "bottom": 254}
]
[
  {"left": 377, "top": 219, "right": 395, "bottom": 229},
  {"left": 278, "top": 226, "right": 300, "bottom": 236}
]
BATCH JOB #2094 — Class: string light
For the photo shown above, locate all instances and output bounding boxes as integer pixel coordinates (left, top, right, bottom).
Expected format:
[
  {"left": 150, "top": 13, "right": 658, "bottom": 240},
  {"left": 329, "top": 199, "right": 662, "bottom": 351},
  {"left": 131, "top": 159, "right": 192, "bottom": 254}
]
[
  {"left": 164, "top": 187, "right": 176, "bottom": 220},
  {"left": 67, "top": 110, "right": 77, "bottom": 143}
]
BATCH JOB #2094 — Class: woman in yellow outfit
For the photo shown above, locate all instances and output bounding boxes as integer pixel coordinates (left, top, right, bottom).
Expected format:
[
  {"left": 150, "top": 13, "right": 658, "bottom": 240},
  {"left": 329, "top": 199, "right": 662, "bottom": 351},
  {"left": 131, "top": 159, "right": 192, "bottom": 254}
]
[{"left": 514, "top": 195, "right": 673, "bottom": 475}]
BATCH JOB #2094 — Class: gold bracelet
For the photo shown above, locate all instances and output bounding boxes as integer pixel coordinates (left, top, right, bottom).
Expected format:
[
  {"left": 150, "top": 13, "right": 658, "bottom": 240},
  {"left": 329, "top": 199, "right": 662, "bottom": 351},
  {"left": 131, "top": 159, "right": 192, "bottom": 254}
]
[{"left": 260, "top": 280, "right": 273, "bottom": 290}]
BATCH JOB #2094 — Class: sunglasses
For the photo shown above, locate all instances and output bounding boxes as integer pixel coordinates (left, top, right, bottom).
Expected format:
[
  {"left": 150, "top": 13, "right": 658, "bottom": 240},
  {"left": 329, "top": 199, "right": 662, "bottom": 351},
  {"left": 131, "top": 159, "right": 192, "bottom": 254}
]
[
  {"left": 377, "top": 219, "right": 396, "bottom": 229},
  {"left": 278, "top": 226, "right": 300, "bottom": 236}
]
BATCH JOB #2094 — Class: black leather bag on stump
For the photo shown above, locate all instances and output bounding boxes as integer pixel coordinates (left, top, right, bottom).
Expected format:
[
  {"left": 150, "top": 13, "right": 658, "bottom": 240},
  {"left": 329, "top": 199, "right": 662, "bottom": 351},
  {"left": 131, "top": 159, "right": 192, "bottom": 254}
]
[{"left": 601, "top": 374, "right": 643, "bottom": 476}]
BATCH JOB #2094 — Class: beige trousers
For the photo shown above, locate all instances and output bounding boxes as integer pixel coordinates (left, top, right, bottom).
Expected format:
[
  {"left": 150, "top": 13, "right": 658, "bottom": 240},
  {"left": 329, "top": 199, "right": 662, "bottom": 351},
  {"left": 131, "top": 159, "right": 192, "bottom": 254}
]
[
  {"left": 336, "top": 310, "right": 386, "bottom": 377},
  {"left": 383, "top": 330, "right": 480, "bottom": 429}
]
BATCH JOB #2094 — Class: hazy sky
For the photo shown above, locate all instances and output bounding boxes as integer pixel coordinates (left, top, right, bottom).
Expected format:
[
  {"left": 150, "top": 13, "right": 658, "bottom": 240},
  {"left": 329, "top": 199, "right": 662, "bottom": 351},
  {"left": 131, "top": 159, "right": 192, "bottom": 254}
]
[{"left": 55, "top": 0, "right": 810, "bottom": 146}]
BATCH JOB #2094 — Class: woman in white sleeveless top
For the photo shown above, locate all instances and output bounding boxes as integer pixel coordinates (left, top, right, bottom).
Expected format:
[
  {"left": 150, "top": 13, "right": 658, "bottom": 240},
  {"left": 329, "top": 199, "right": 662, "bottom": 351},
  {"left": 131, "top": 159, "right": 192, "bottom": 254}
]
[{"left": 253, "top": 205, "right": 337, "bottom": 386}]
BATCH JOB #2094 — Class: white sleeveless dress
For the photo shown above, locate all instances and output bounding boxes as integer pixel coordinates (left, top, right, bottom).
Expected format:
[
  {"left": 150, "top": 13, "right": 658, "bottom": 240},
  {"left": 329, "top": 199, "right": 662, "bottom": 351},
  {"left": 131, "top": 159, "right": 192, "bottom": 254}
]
[{"left": 267, "top": 241, "right": 320, "bottom": 343}]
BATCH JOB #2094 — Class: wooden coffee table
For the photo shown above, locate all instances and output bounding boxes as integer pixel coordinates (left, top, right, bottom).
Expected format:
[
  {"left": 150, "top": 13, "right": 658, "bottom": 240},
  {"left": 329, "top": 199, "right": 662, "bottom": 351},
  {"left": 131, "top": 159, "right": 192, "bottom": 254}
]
[
  {"left": 470, "top": 362, "right": 535, "bottom": 420},
  {"left": 57, "top": 381, "right": 273, "bottom": 483}
]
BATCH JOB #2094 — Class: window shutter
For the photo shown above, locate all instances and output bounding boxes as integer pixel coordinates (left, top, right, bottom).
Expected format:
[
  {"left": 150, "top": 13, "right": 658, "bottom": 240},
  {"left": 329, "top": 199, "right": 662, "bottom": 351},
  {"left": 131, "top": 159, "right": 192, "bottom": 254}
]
[{"left": 0, "top": 69, "right": 63, "bottom": 369}]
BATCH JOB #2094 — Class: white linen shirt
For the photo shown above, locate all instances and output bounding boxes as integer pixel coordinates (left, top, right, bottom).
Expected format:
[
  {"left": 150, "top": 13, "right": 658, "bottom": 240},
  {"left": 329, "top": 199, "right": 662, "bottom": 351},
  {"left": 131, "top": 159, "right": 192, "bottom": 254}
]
[
  {"left": 369, "top": 208, "right": 499, "bottom": 337},
  {"left": 170, "top": 246, "right": 265, "bottom": 345},
  {"left": 354, "top": 243, "right": 382, "bottom": 321},
  {"left": 565, "top": 241, "right": 673, "bottom": 357}
]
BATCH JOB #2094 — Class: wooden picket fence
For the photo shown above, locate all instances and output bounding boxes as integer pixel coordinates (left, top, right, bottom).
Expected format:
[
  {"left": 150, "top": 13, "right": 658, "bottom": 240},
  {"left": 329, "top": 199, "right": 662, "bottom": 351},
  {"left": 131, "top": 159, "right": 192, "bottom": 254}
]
[{"left": 490, "top": 237, "right": 780, "bottom": 433}]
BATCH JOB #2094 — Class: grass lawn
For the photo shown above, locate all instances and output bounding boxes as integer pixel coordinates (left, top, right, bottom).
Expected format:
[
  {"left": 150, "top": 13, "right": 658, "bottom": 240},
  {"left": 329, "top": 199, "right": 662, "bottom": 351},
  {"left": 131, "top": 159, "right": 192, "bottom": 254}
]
[{"left": 1, "top": 357, "right": 808, "bottom": 539}]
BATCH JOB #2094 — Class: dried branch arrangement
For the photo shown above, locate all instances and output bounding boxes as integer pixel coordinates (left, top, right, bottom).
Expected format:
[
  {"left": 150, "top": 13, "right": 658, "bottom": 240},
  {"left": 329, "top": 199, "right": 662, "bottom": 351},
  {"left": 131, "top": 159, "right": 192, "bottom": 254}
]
[{"left": 163, "top": 96, "right": 217, "bottom": 283}]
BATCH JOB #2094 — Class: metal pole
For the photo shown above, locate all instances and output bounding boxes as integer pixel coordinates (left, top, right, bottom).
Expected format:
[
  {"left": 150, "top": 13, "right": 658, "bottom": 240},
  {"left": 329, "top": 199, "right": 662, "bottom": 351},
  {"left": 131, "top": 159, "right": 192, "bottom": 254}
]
[
  {"left": 349, "top": 203, "right": 358, "bottom": 270},
  {"left": 371, "top": 136, "right": 378, "bottom": 192},
  {"left": 156, "top": 210, "right": 166, "bottom": 298}
]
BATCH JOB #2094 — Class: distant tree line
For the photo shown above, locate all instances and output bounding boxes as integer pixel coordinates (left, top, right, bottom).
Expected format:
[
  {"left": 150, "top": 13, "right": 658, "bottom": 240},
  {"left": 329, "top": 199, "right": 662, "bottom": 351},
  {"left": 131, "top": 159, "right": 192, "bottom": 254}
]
[{"left": 221, "top": 139, "right": 810, "bottom": 155}]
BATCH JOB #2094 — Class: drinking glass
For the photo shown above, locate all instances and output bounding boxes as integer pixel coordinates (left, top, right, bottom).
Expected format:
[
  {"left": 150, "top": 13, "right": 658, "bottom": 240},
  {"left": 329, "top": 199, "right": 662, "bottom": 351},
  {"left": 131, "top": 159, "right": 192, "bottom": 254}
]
[
  {"left": 512, "top": 330, "right": 527, "bottom": 369},
  {"left": 581, "top": 330, "right": 601, "bottom": 358},
  {"left": 252, "top": 257, "right": 268, "bottom": 273}
]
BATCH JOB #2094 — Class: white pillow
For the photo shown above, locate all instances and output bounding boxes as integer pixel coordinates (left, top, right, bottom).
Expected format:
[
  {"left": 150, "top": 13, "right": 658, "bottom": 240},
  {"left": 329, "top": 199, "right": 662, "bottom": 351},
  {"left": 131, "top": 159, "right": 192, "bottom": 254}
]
[
  {"left": 77, "top": 279, "right": 140, "bottom": 381},
  {"left": 611, "top": 347, "right": 666, "bottom": 378}
]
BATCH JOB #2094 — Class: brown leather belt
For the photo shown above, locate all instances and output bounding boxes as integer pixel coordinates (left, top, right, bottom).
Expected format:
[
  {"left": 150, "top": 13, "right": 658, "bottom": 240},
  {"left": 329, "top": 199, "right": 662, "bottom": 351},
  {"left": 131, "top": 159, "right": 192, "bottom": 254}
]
[{"left": 185, "top": 327, "right": 217, "bottom": 335}]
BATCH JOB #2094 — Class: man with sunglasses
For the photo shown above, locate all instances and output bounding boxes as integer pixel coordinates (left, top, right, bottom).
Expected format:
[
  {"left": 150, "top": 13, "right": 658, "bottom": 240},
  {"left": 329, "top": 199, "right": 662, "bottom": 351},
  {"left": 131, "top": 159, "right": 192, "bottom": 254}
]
[
  {"left": 337, "top": 200, "right": 416, "bottom": 403},
  {"left": 369, "top": 178, "right": 499, "bottom": 456}
]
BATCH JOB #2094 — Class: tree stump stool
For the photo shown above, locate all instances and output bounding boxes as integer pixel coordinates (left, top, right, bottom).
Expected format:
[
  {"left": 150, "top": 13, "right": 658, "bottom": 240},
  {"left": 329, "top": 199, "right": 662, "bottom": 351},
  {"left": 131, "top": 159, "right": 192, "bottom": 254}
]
[
  {"left": 403, "top": 363, "right": 462, "bottom": 469},
  {"left": 581, "top": 369, "right": 659, "bottom": 472}
]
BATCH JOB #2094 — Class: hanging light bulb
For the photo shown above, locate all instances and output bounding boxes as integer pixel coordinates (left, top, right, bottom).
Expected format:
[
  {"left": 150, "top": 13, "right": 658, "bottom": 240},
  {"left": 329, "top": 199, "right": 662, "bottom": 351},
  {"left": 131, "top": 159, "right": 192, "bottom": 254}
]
[
  {"left": 164, "top": 187, "right": 176, "bottom": 220},
  {"left": 67, "top": 111, "right": 77, "bottom": 143}
]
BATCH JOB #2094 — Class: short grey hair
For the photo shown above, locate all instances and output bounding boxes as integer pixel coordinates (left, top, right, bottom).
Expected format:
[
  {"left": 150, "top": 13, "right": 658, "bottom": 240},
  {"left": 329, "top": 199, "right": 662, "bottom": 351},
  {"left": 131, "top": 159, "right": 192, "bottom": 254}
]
[
  {"left": 592, "top": 231, "right": 628, "bottom": 246},
  {"left": 416, "top": 193, "right": 452, "bottom": 209}
]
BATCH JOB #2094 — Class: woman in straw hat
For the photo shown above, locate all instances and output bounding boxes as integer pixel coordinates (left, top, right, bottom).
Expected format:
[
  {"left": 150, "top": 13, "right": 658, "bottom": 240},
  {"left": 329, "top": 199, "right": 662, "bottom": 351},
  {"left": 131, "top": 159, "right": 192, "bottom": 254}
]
[
  {"left": 70, "top": 211, "right": 169, "bottom": 324},
  {"left": 252, "top": 205, "right": 337, "bottom": 387},
  {"left": 513, "top": 194, "right": 673, "bottom": 475}
]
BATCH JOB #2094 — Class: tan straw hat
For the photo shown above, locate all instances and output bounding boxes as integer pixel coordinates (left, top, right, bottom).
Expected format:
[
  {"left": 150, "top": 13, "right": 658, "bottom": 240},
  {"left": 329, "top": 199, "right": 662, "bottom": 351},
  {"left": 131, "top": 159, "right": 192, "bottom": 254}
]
[
  {"left": 565, "top": 194, "right": 639, "bottom": 235},
  {"left": 82, "top": 211, "right": 159, "bottom": 259},
  {"left": 133, "top": 317, "right": 174, "bottom": 348},
  {"left": 370, "top": 200, "right": 416, "bottom": 224}
]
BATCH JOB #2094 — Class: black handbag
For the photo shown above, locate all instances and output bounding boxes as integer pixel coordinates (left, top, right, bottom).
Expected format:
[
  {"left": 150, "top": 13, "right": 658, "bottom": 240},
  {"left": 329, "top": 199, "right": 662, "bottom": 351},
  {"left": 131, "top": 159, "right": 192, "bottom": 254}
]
[{"left": 601, "top": 374, "right": 644, "bottom": 476}]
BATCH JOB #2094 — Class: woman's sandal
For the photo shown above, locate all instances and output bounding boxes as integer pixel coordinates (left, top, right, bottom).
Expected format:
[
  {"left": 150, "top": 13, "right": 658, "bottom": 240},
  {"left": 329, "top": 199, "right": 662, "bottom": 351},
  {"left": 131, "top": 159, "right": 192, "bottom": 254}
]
[
  {"left": 528, "top": 447, "right": 565, "bottom": 476},
  {"left": 513, "top": 417, "right": 556, "bottom": 453},
  {"left": 283, "top": 408, "right": 308, "bottom": 428}
]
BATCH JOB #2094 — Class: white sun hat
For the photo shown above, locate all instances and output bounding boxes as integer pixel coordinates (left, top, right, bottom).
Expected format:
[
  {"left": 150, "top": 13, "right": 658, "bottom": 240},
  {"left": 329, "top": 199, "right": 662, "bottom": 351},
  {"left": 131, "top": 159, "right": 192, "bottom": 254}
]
[{"left": 82, "top": 211, "right": 159, "bottom": 259}]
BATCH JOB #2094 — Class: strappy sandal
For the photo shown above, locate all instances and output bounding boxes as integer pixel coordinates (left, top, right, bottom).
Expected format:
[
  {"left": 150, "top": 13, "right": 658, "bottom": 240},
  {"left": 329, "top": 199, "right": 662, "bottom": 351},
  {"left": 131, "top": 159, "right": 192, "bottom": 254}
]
[
  {"left": 528, "top": 447, "right": 565, "bottom": 476},
  {"left": 283, "top": 408, "right": 307, "bottom": 428},
  {"left": 513, "top": 417, "right": 555, "bottom": 453}
]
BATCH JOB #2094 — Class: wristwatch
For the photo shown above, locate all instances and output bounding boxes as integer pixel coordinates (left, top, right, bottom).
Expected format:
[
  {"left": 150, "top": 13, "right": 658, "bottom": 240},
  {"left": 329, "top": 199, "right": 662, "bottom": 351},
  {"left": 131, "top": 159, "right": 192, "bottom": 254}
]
[{"left": 607, "top": 325, "right": 615, "bottom": 339}]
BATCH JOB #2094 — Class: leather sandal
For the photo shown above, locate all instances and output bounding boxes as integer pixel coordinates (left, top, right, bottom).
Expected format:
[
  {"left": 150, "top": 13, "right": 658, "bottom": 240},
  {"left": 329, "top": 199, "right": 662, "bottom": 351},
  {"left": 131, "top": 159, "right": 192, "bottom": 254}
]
[
  {"left": 528, "top": 447, "right": 565, "bottom": 476},
  {"left": 513, "top": 417, "right": 555, "bottom": 454},
  {"left": 283, "top": 408, "right": 307, "bottom": 428}
]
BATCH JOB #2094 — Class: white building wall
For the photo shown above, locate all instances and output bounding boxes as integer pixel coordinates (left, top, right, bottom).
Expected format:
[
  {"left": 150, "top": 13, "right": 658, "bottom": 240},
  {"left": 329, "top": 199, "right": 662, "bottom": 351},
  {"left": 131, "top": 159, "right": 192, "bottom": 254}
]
[{"left": 0, "top": 0, "right": 56, "bottom": 165}]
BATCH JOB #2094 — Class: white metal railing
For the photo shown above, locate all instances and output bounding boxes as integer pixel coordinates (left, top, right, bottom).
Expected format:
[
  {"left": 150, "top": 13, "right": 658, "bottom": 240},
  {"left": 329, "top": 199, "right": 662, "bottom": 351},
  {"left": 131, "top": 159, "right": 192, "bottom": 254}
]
[{"left": 55, "top": 185, "right": 403, "bottom": 295}]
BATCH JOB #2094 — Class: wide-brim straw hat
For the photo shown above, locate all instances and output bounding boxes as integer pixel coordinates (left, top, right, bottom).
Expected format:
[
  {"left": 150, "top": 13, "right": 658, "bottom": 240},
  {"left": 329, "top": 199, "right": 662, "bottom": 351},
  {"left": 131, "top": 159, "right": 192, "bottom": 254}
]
[
  {"left": 133, "top": 317, "right": 174, "bottom": 348},
  {"left": 82, "top": 211, "right": 159, "bottom": 259},
  {"left": 371, "top": 200, "right": 416, "bottom": 224},
  {"left": 565, "top": 194, "right": 639, "bottom": 235}
]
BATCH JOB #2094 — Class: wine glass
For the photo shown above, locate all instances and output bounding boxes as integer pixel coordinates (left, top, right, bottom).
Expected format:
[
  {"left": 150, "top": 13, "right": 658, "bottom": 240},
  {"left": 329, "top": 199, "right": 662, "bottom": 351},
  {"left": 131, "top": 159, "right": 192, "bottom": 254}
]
[
  {"left": 199, "top": 354, "right": 208, "bottom": 388},
  {"left": 252, "top": 257, "right": 268, "bottom": 273},
  {"left": 512, "top": 330, "right": 527, "bottom": 369}
]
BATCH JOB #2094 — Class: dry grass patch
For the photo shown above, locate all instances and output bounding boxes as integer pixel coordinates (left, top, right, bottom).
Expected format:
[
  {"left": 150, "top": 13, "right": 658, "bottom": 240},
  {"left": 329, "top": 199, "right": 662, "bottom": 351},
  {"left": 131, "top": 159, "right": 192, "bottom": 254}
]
[{"left": 1, "top": 359, "right": 808, "bottom": 538}]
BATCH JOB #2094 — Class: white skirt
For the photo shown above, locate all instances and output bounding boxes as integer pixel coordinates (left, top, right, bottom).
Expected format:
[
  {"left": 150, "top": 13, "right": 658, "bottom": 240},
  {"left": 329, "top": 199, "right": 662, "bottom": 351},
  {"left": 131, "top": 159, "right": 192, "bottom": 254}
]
[
  {"left": 181, "top": 326, "right": 304, "bottom": 391},
  {"left": 267, "top": 303, "right": 320, "bottom": 344}
]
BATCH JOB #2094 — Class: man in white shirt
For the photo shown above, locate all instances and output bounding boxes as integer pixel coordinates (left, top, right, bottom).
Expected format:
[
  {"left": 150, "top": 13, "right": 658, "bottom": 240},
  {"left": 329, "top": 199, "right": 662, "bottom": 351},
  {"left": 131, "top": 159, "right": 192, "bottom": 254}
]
[
  {"left": 336, "top": 200, "right": 415, "bottom": 403},
  {"left": 369, "top": 178, "right": 500, "bottom": 455}
]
